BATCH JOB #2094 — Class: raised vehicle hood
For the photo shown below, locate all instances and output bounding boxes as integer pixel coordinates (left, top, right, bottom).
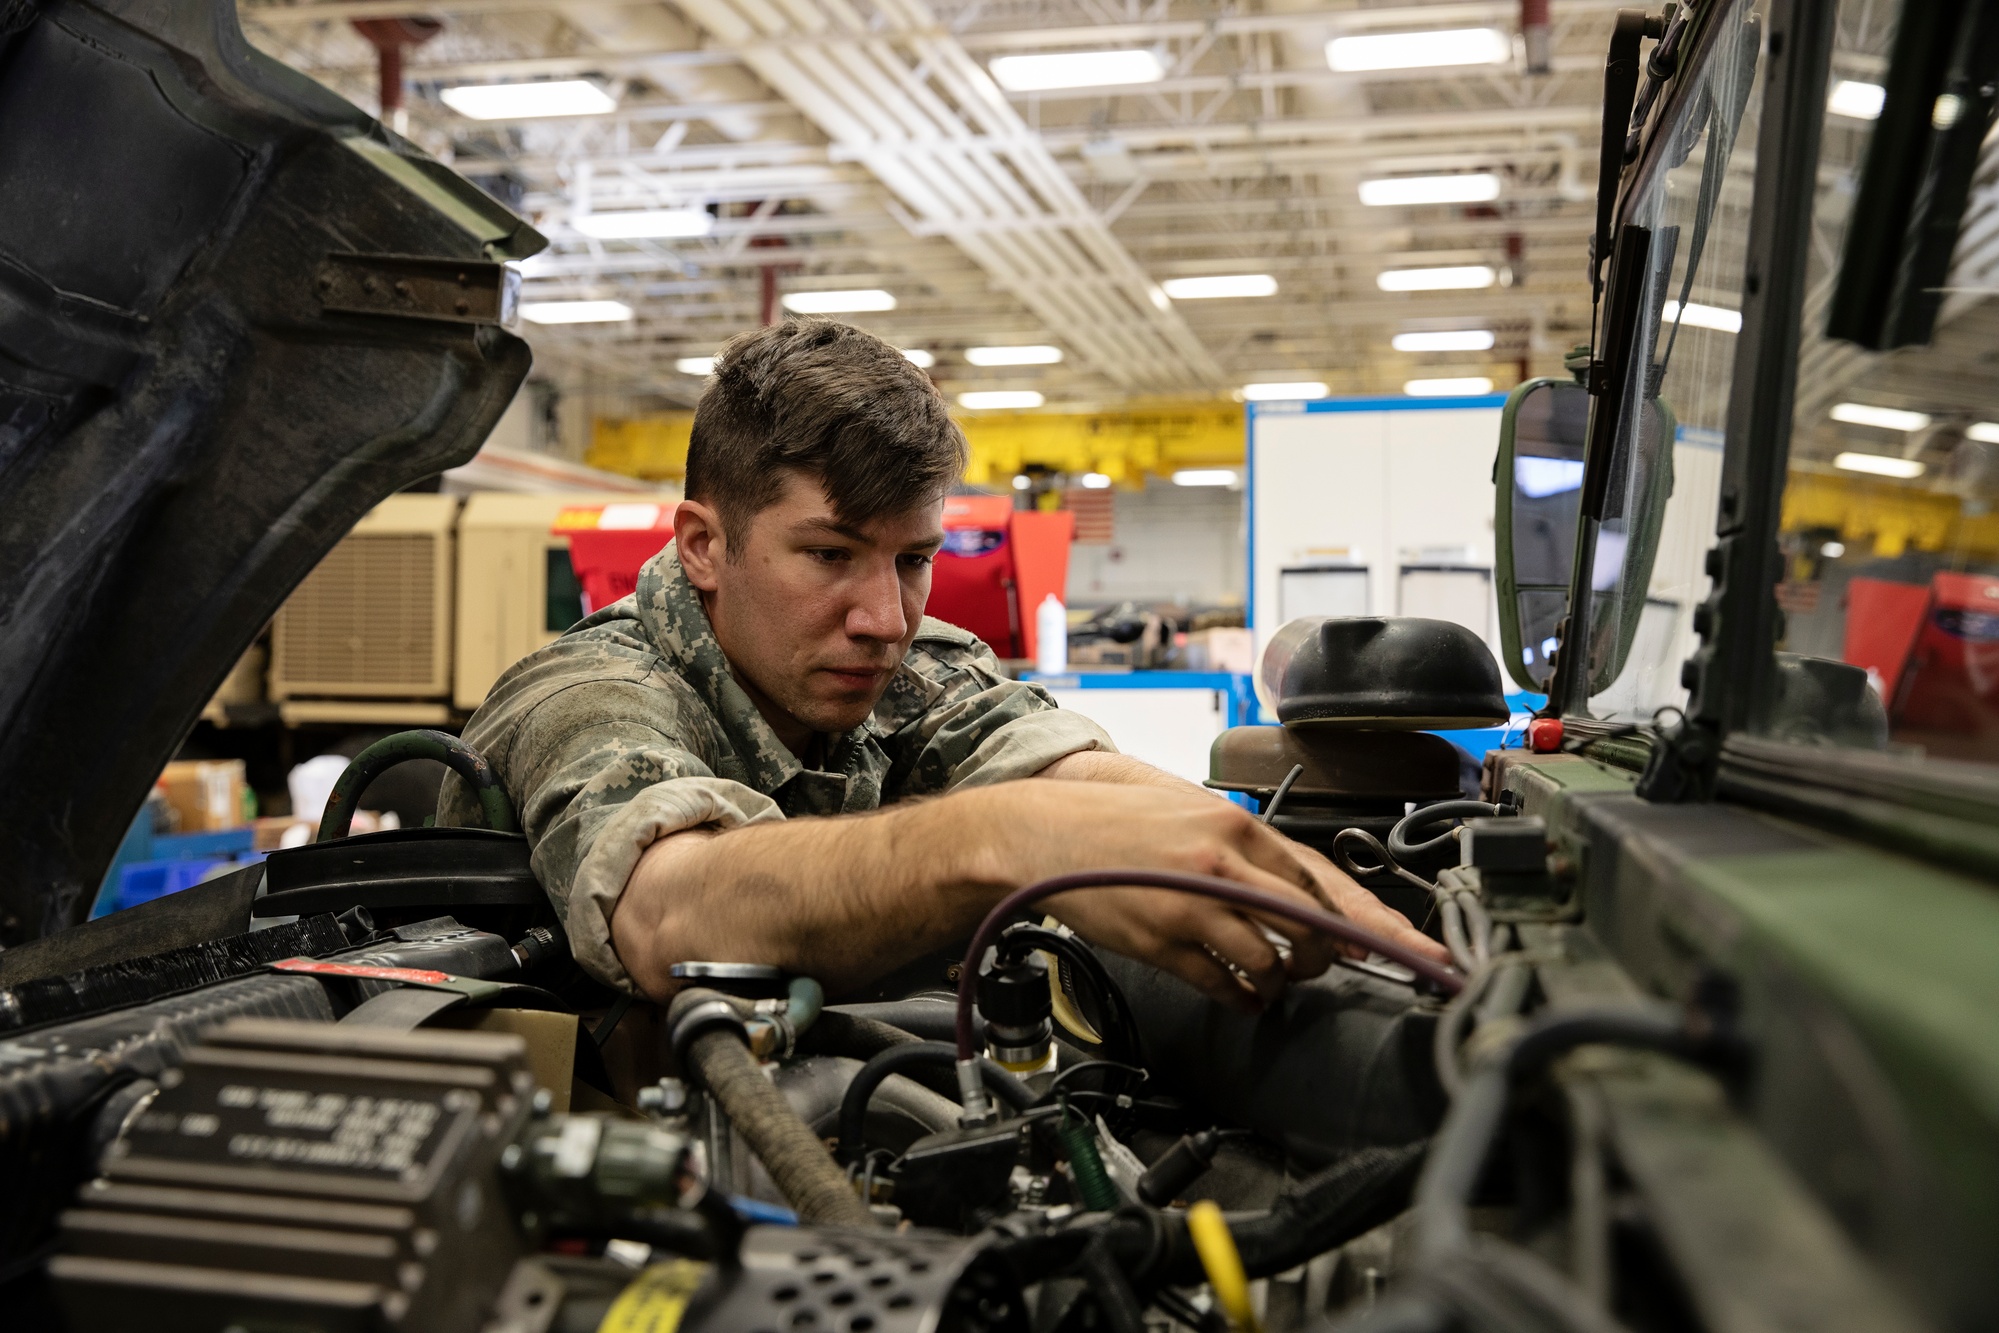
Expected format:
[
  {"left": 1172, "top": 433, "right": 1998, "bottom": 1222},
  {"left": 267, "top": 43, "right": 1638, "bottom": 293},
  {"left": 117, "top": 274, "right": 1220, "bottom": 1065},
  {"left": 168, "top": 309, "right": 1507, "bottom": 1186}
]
[{"left": 0, "top": 0, "right": 544, "bottom": 943}]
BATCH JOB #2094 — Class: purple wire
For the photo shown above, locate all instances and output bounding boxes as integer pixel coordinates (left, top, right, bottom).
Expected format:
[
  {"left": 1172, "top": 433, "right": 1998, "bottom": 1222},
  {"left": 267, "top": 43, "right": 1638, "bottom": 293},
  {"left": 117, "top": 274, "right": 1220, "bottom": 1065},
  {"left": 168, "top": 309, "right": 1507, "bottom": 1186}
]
[{"left": 953, "top": 868, "right": 1466, "bottom": 1059}]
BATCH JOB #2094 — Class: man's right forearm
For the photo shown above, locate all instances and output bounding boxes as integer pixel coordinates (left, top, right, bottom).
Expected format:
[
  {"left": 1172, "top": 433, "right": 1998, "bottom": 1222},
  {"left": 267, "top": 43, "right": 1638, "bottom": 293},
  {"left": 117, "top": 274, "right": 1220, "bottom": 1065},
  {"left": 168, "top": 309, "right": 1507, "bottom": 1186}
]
[{"left": 608, "top": 788, "right": 1017, "bottom": 998}]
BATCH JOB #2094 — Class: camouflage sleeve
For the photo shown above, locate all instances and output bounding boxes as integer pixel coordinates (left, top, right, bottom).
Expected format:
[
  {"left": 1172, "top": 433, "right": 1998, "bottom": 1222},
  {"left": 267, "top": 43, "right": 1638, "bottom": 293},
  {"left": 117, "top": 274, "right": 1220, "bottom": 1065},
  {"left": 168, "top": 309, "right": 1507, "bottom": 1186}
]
[
  {"left": 881, "top": 619, "right": 1117, "bottom": 799},
  {"left": 443, "top": 655, "right": 783, "bottom": 992}
]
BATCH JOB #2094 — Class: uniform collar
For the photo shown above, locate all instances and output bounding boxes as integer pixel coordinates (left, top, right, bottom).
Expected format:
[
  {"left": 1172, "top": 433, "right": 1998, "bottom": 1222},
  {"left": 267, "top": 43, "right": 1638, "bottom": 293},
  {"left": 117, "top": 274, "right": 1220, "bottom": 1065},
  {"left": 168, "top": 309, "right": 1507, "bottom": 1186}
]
[{"left": 633, "top": 543, "right": 932, "bottom": 796}]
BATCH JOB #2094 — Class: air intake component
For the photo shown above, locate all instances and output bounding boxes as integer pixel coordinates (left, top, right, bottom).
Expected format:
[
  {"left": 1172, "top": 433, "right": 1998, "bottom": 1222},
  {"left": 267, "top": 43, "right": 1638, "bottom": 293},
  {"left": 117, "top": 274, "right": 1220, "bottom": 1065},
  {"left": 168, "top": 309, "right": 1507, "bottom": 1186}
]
[{"left": 1256, "top": 617, "right": 1507, "bottom": 729}]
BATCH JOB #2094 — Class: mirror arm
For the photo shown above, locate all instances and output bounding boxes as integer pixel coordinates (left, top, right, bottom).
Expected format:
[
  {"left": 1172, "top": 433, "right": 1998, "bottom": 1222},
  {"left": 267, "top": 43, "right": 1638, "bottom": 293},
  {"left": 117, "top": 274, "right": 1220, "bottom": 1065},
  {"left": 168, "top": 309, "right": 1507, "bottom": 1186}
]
[
  {"left": 1589, "top": 10, "right": 1656, "bottom": 301},
  {"left": 1551, "top": 224, "right": 1655, "bottom": 719}
]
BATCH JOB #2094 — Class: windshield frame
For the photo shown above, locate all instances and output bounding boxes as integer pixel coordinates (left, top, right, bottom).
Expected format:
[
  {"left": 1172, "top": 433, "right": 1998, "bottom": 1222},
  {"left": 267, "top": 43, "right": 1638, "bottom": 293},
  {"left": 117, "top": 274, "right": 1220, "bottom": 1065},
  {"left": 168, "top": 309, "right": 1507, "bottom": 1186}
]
[{"left": 1559, "top": 0, "right": 1839, "bottom": 767}]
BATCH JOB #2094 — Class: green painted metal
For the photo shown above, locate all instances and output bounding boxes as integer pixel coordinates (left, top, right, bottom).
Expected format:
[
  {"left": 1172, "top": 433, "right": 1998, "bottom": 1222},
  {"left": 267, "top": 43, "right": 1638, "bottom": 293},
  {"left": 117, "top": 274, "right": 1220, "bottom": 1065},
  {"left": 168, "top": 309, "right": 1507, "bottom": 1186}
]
[{"left": 1687, "top": 845, "right": 1999, "bottom": 1260}]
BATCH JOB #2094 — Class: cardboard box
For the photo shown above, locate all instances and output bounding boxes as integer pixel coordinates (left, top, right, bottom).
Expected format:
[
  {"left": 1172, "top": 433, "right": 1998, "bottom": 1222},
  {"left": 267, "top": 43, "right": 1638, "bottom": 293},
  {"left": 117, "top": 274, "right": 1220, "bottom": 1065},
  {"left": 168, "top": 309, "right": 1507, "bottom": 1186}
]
[
  {"left": 1182, "top": 627, "right": 1256, "bottom": 674},
  {"left": 157, "top": 759, "right": 248, "bottom": 833}
]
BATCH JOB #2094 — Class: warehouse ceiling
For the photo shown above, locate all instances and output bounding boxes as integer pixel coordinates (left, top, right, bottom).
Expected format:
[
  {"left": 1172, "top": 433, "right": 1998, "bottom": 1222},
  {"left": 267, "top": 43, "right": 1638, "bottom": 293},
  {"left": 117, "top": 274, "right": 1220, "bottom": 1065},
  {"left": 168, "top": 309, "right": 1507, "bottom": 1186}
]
[{"left": 241, "top": 0, "right": 1624, "bottom": 417}]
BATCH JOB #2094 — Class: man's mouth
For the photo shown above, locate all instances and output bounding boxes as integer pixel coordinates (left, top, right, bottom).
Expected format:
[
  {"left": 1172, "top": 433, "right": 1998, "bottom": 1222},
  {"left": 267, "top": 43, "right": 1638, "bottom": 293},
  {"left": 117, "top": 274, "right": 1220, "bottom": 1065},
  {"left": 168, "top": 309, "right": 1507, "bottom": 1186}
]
[{"left": 821, "top": 666, "right": 890, "bottom": 689}]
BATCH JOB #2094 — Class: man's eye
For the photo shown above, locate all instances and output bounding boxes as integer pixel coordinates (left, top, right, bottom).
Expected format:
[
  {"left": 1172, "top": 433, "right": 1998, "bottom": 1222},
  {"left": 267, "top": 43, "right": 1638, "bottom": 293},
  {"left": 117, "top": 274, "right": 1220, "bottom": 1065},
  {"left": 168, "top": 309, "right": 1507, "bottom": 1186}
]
[
  {"left": 900, "top": 553, "right": 936, "bottom": 568},
  {"left": 806, "top": 548, "right": 850, "bottom": 562}
]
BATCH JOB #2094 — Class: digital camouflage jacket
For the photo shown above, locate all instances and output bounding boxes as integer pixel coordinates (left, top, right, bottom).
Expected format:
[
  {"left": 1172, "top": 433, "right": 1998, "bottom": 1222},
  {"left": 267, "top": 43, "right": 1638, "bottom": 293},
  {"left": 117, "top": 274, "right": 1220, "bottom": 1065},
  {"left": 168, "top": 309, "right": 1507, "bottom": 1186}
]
[{"left": 438, "top": 542, "right": 1112, "bottom": 990}]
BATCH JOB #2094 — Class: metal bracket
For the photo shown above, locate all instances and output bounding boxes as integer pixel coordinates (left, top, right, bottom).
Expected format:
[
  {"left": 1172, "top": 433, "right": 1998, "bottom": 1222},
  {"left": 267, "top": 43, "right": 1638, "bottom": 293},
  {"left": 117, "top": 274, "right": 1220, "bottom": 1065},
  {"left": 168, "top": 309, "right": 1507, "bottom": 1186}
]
[{"left": 315, "top": 252, "right": 519, "bottom": 326}]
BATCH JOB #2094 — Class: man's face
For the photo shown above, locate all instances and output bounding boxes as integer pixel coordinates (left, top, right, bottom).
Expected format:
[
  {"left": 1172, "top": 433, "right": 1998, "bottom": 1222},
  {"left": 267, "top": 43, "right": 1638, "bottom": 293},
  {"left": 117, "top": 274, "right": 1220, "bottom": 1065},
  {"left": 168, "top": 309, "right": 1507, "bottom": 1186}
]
[{"left": 684, "top": 472, "right": 944, "bottom": 741}]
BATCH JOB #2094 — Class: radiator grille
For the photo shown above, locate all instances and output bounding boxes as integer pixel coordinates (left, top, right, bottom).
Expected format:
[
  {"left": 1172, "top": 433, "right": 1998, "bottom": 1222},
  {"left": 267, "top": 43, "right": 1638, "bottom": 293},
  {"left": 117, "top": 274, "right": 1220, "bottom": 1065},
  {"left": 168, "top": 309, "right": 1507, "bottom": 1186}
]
[{"left": 275, "top": 533, "right": 440, "bottom": 691}]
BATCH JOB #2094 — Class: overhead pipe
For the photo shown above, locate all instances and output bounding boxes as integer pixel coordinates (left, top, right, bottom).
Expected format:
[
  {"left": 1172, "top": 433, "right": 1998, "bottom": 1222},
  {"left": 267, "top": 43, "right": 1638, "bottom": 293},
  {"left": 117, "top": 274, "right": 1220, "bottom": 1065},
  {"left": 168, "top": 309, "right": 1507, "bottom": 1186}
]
[
  {"left": 350, "top": 16, "right": 443, "bottom": 135},
  {"left": 1521, "top": 0, "right": 1551, "bottom": 76}
]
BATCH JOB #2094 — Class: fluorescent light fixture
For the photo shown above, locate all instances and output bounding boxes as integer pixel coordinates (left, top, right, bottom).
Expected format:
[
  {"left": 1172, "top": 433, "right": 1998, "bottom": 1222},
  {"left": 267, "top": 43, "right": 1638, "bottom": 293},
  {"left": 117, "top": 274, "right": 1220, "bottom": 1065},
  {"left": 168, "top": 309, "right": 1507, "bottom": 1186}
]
[
  {"left": 1831, "top": 402, "right": 1931, "bottom": 432},
  {"left": 1820, "top": 540, "right": 1846, "bottom": 559},
  {"left": 1377, "top": 264, "right": 1496, "bottom": 292},
  {"left": 780, "top": 288, "right": 896, "bottom": 314},
  {"left": 519, "top": 299, "right": 633, "bottom": 324},
  {"left": 901, "top": 348, "right": 935, "bottom": 369},
  {"left": 1515, "top": 456, "right": 1585, "bottom": 498},
  {"left": 1160, "top": 274, "right": 1279, "bottom": 300},
  {"left": 1080, "top": 473, "right": 1113, "bottom": 489},
  {"left": 960, "top": 390, "right": 1045, "bottom": 410},
  {"left": 1359, "top": 172, "right": 1502, "bottom": 207},
  {"left": 1173, "top": 469, "right": 1239, "bottom": 487},
  {"left": 1327, "top": 27, "right": 1509, "bottom": 73},
  {"left": 1242, "top": 380, "right": 1329, "bottom": 401},
  {"left": 1013, "top": 474, "right": 1032, "bottom": 490},
  {"left": 1405, "top": 376, "right": 1494, "bottom": 396},
  {"left": 573, "top": 209, "right": 713, "bottom": 240},
  {"left": 1966, "top": 421, "right": 1999, "bottom": 444},
  {"left": 990, "top": 49, "right": 1165, "bottom": 92},
  {"left": 675, "top": 356, "right": 716, "bottom": 376},
  {"left": 1663, "top": 299, "right": 1743, "bottom": 332},
  {"left": 1835, "top": 451, "right": 1926, "bottom": 478},
  {"left": 441, "top": 80, "right": 617, "bottom": 120},
  {"left": 966, "top": 344, "right": 1063, "bottom": 366},
  {"left": 1828, "top": 80, "right": 1885, "bottom": 121},
  {"left": 1393, "top": 329, "right": 1494, "bottom": 352}
]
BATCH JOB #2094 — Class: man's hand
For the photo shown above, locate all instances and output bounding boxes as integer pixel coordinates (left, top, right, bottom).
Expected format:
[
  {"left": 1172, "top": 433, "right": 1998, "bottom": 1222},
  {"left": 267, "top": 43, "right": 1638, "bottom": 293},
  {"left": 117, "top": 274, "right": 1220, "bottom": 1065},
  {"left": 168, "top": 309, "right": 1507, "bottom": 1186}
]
[
  {"left": 609, "top": 759, "right": 1448, "bottom": 1010},
  {"left": 988, "top": 780, "right": 1447, "bottom": 1014}
]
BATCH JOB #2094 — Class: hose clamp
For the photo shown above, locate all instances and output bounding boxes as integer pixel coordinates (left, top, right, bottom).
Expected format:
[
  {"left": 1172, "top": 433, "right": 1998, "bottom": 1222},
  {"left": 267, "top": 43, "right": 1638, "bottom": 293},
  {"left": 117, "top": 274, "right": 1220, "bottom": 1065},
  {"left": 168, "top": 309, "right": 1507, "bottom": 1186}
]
[{"left": 669, "top": 996, "right": 751, "bottom": 1076}]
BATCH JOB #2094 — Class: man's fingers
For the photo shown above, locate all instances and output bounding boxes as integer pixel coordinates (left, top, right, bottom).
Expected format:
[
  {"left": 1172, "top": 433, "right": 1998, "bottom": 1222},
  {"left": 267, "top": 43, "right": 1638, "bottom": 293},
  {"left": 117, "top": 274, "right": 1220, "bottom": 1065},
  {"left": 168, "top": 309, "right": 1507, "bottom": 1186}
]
[
  {"left": 1194, "top": 912, "right": 1291, "bottom": 1006},
  {"left": 1161, "top": 943, "right": 1265, "bottom": 1014}
]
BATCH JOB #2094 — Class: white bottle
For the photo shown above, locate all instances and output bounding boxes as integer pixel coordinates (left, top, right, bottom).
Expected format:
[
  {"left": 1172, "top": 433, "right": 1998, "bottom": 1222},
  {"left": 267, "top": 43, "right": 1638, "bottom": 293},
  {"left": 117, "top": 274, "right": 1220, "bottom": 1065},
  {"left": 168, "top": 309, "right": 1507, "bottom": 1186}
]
[{"left": 1035, "top": 594, "right": 1068, "bottom": 676}]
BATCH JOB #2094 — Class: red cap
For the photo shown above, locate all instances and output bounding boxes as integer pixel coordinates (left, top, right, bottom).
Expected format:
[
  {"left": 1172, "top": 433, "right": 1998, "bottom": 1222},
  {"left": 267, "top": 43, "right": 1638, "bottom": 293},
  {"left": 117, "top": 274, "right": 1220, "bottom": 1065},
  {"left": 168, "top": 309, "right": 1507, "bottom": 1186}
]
[{"left": 1526, "top": 717, "right": 1565, "bottom": 753}]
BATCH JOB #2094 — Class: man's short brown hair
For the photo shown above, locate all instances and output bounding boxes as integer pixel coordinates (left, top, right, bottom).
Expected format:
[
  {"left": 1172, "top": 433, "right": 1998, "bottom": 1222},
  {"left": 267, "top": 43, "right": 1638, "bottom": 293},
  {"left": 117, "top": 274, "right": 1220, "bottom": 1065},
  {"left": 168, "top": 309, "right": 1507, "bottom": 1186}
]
[{"left": 685, "top": 319, "right": 967, "bottom": 545}]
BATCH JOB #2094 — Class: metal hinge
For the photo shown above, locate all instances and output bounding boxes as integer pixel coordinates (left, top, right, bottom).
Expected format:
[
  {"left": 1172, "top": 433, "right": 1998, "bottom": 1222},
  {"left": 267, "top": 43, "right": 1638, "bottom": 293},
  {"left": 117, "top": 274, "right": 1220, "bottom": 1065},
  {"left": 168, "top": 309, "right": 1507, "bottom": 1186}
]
[{"left": 315, "top": 252, "right": 519, "bottom": 326}]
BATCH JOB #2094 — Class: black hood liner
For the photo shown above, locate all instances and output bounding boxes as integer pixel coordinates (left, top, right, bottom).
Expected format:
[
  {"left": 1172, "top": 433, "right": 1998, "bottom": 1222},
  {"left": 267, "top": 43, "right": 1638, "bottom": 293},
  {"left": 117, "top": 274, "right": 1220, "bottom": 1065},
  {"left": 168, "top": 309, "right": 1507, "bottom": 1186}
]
[{"left": 0, "top": 0, "right": 544, "bottom": 941}]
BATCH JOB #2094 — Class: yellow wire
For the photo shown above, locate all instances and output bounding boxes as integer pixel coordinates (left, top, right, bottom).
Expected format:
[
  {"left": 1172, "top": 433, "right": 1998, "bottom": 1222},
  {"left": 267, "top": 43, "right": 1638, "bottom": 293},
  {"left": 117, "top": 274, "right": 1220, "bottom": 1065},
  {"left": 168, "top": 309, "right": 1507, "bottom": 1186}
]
[{"left": 1185, "top": 1200, "right": 1262, "bottom": 1333}]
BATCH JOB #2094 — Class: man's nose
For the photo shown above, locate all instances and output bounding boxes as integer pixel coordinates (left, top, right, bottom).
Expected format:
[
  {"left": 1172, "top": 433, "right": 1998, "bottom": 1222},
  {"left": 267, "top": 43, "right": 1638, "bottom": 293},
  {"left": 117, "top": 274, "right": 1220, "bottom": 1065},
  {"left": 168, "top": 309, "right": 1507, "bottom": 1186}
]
[{"left": 846, "top": 561, "right": 908, "bottom": 642}]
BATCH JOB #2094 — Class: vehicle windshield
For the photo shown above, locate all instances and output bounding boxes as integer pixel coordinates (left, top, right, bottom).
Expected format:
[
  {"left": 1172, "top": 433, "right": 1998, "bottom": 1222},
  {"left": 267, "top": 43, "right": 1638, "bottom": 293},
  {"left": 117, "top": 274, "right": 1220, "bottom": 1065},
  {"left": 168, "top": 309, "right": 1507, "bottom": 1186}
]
[
  {"left": 1763, "top": 1, "right": 1999, "bottom": 762},
  {"left": 1582, "top": 0, "right": 1764, "bottom": 721}
]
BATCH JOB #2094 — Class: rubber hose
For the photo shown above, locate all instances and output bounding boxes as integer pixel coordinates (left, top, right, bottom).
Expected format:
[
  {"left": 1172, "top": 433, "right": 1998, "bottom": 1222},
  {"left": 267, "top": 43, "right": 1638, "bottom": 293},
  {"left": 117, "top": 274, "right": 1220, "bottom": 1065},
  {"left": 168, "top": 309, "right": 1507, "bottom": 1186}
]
[
  {"left": 825, "top": 1001, "right": 979, "bottom": 1046},
  {"left": 798, "top": 1010, "right": 924, "bottom": 1060},
  {"left": 989, "top": 1144, "right": 1427, "bottom": 1292},
  {"left": 1161, "top": 1142, "right": 1428, "bottom": 1284},
  {"left": 1080, "top": 1234, "right": 1148, "bottom": 1333},
  {"left": 683, "top": 1026, "right": 875, "bottom": 1228},
  {"left": 1436, "top": 894, "right": 1474, "bottom": 973},
  {"left": 1457, "top": 893, "right": 1493, "bottom": 968},
  {"left": 319, "top": 729, "right": 517, "bottom": 841},
  {"left": 1415, "top": 1008, "right": 1699, "bottom": 1264},
  {"left": 836, "top": 1041, "right": 1033, "bottom": 1162},
  {"left": 1386, "top": 800, "right": 1501, "bottom": 863}
]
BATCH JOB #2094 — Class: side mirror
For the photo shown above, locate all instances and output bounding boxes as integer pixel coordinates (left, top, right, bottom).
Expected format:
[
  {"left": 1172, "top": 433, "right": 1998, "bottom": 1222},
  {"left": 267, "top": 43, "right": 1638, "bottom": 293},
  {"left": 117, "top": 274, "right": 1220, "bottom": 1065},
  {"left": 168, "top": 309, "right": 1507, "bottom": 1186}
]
[{"left": 1494, "top": 377, "right": 1676, "bottom": 700}]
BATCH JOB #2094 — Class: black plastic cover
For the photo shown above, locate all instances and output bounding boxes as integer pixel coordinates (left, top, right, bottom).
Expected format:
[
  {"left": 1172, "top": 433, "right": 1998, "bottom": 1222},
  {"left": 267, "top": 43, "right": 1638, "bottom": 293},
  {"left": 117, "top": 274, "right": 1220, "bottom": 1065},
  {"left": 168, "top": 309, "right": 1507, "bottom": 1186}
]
[{"left": 1257, "top": 617, "right": 1508, "bottom": 730}]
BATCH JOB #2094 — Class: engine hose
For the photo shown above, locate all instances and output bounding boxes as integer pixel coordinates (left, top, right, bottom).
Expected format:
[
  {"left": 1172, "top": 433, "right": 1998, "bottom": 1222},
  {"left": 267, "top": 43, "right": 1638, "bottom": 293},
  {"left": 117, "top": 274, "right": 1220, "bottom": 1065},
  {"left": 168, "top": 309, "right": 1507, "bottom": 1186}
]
[
  {"left": 1457, "top": 893, "right": 1493, "bottom": 968},
  {"left": 1435, "top": 895, "right": 1474, "bottom": 974},
  {"left": 836, "top": 1041, "right": 1034, "bottom": 1163},
  {"left": 1160, "top": 1142, "right": 1428, "bottom": 1285},
  {"left": 1414, "top": 1006, "right": 1716, "bottom": 1265},
  {"left": 678, "top": 1024, "right": 875, "bottom": 1229},
  {"left": 990, "top": 1141, "right": 1429, "bottom": 1293},
  {"left": 1080, "top": 1234, "right": 1148, "bottom": 1333},
  {"left": 1057, "top": 1107, "right": 1122, "bottom": 1212},
  {"left": 1386, "top": 800, "right": 1502, "bottom": 864},
  {"left": 318, "top": 729, "right": 517, "bottom": 841},
  {"left": 797, "top": 1010, "right": 924, "bottom": 1060}
]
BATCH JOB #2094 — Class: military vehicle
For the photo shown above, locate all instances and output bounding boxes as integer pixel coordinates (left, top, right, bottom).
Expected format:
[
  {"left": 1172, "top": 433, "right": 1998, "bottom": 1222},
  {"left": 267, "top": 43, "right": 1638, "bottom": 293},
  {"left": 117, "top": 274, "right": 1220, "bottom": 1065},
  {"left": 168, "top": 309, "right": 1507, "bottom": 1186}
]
[{"left": 0, "top": 0, "right": 1993, "bottom": 1330}]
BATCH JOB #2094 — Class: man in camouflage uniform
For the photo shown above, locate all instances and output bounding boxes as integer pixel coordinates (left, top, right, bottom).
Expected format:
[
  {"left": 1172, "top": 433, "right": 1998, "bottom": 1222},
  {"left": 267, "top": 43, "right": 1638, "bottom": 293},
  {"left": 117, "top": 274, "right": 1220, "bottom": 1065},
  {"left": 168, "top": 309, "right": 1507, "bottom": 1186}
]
[{"left": 442, "top": 320, "right": 1445, "bottom": 1006}]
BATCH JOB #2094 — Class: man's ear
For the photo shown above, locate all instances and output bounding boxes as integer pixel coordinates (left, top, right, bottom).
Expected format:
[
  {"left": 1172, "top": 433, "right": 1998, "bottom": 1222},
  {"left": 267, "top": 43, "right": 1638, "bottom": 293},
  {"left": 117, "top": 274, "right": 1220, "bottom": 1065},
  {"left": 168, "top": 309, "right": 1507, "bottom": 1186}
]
[{"left": 674, "top": 499, "right": 726, "bottom": 592}]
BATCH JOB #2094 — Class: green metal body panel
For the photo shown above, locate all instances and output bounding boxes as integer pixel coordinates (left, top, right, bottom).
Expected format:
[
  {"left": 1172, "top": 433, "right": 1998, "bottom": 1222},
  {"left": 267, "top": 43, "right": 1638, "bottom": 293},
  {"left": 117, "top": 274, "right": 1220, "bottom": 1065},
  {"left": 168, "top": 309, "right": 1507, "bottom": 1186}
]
[{"left": 1495, "top": 748, "right": 1997, "bottom": 1330}]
